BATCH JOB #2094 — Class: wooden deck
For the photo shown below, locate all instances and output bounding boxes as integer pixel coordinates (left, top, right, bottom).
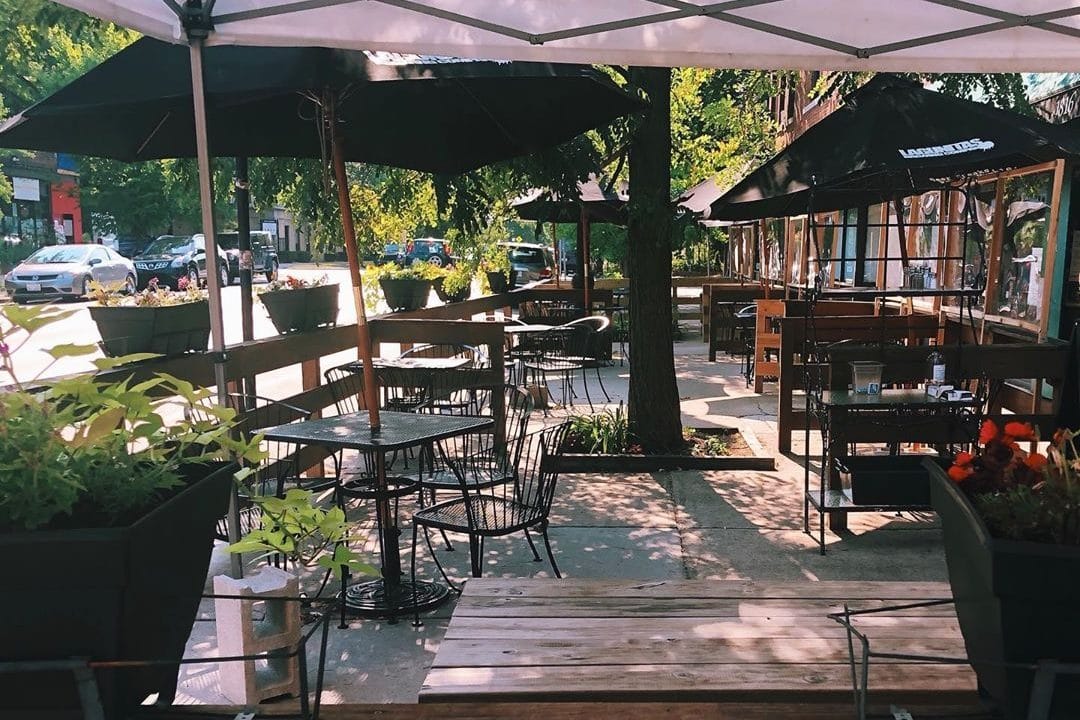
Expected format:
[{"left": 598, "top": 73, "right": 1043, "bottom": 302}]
[{"left": 421, "top": 579, "right": 984, "bottom": 714}]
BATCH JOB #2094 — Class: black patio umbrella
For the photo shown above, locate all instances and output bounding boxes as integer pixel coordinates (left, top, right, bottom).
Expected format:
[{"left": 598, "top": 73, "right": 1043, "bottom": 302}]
[
  {"left": 0, "top": 39, "right": 641, "bottom": 175},
  {"left": 699, "top": 74, "right": 1080, "bottom": 221},
  {"left": 511, "top": 174, "right": 627, "bottom": 305},
  {"left": 0, "top": 37, "right": 641, "bottom": 427}
]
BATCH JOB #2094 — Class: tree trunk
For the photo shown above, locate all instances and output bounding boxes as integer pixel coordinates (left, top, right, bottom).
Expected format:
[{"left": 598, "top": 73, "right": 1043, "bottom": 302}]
[{"left": 627, "top": 66, "right": 683, "bottom": 452}]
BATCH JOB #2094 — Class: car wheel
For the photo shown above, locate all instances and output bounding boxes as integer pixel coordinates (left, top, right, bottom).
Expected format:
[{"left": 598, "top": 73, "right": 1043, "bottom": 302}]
[
  {"left": 188, "top": 266, "right": 199, "bottom": 288},
  {"left": 14, "top": 297, "right": 27, "bottom": 305},
  {"left": 266, "top": 259, "right": 279, "bottom": 283},
  {"left": 124, "top": 274, "right": 137, "bottom": 295},
  {"left": 427, "top": 256, "right": 443, "bottom": 268}
]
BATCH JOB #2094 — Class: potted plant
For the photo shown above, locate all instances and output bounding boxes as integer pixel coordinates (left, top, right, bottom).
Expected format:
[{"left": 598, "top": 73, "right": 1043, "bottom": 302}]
[
  {"left": 432, "top": 263, "right": 474, "bottom": 304},
  {"left": 928, "top": 420, "right": 1080, "bottom": 719},
  {"left": 257, "top": 274, "right": 339, "bottom": 334},
  {"left": 88, "top": 276, "right": 211, "bottom": 358},
  {"left": 226, "top": 488, "right": 374, "bottom": 579},
  {"left": 0, "top": 303, "right": 262, "bottom": 718},
  {"left": 374, "top": 262, "right": 437, "bottom": 312},
  {"left": 480, "top": 244, "right": 512, "bottom": 294}
]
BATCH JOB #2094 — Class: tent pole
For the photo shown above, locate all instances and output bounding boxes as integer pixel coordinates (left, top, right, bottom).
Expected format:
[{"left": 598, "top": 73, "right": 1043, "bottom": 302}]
[
  {"left": 581, "top": 205, "right": 592, "bottom": 312},
  {"left": 236, "top": 156, "right": 255, "bottom": 396},
  {"left": 189, "top": 37, "right": 241, "bottom": 577},
  {"left": 329, "top": 95, "right": 381, "bottom": 429}
]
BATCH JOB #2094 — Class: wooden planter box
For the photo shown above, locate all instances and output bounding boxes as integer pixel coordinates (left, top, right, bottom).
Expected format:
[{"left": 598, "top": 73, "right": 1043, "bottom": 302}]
[
  {"left": 433, "top": 277, "right": 470, "bottom": 304},
  {"left": 90, "top": 301, "right": 210, "bottom": 357},
  {"left": 485, "top": 271, "right": 511, "bottom": 295},
  {"left": 379, "top": 278, "right": 432, "bottom": 312},
  {"left": 928, "top": 459, "right": 1080, "bottom": 719},
  {"left": 0, "top": 462, "right": 236, "bottom": 717},
  {"left": 557, "top": 428, "right": 775, "bottom": 472},
  {"left": 260, "top": 283, "right": 340, "bottom": 334}
]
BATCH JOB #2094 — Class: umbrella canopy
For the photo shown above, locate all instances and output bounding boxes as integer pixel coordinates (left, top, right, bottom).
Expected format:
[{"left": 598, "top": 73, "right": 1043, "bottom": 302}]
[
  {"left": 0, "top": 39, "right": 641, "bottom": 175},
  {"left": 512, "top": 175, "right": 629, "bottom": 226},
  {"left": 702, "top": 75, "right": 1080, "bottom": 221},
  {"left": 53, "top": 1, "right": 1080, "bottom": 73}
]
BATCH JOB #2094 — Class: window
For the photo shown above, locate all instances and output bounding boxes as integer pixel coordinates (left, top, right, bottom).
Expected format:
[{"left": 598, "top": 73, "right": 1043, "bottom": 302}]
[
  {"left": 840, "top": 208, "right": 858, "bottom": 282},
  {"left": 993, "top": 171, "right": 1053, "bottom": 324}
]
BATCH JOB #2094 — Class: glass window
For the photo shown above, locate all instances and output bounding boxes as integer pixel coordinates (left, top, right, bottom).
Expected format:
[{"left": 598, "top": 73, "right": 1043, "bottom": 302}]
[
  {"left": 766, "top": 219, "right": 784, "bottom": 281},
  {"left": 788, "top": 217, "right": 806, "bottom": 284},
  {"left": 994, "top": 171, "right": 1053, "bottom": 323},
  {"left": 26, "top": 245, "right": 93, "bottom": 264},
  {"left": 863, "top": 203, "right": 884, "bottom": 286},
  {"left": 144, "top": 236, "right": 194, "bottom": 255},
  {"left": 841, "top": 208, "right": 858, "bottom": 282}
]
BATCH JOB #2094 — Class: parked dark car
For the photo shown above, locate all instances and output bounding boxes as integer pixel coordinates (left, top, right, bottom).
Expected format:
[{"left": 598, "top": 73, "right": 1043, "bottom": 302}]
[
  {"left": 502, "top": 242, "right": 555, "bottom": 287},
  {"left": 381, "top": 242, "right": 401, "bottom": 264},
  {"left": 105, "top": 235, "right": 152, "bottom": 259},
  {"left": 214, "top": 230, "right": 279, "bottom": 284},
  {"left": 133, "top": 234, "right": 229, "bottom": 290},
  {"left": 399, "top": 237, "right": 453, "bottom": 267}
]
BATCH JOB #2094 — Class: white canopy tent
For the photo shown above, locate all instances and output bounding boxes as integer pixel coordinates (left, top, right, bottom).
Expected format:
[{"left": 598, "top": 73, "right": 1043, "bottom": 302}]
[{"left": 56, "top": 1, "right": 1080, "bottom": 72}]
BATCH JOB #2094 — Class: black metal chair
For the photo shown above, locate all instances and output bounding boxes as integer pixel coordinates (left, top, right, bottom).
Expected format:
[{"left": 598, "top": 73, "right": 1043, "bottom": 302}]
[
  {"left": 522, "top": 325, "right": 593, "bottom": 412},
  {"left": 564, "top": 315, "right": 613, "bottom": 402},
  {"left": 197, "top": 394, "right": 313, "bottom": 542},
  {"left": 409, "top": 423, "right": 571, "bottom": 622},
  {"left": 380, "top": 343, "right": 482, "bottom": 412}
]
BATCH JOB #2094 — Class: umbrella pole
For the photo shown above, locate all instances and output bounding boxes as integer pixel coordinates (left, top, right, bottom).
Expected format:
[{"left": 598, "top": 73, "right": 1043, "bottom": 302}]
[
  {"left": 552, "top": 221, "right": 560, "bottom": 288},
  {"left": 189, "top": 37, "right": 241, "bottom": 577},
  {"left": 581, "top": 206, "right": 592, "bottom": 312},
  {"left": 329, "top": 99, "right": 381, "bottom": 429},
  {"left": 236, "top": 156, "right": 256, "bottom": 396}
]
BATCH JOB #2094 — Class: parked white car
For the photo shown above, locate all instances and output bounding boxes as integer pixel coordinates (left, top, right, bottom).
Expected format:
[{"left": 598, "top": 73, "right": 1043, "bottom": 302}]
[{"left": 4, "top": 244, "right": 136, "bottom": 303}]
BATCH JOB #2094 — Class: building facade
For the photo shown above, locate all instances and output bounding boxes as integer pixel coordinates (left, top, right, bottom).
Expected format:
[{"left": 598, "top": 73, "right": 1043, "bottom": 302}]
[{"left": 1, "top": 151, "right": 83, "bottom": 245}]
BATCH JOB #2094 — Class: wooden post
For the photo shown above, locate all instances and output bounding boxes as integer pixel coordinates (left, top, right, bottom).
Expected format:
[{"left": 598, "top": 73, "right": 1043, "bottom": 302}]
[{"left": 329, "top": 96, "right": 381, "bottom": 428}]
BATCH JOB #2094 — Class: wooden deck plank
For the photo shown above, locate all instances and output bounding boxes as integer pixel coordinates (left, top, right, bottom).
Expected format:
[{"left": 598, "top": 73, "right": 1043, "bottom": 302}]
[
  {"left": 421, "top": 662, "right": 977, "bottom": 703},
  {"left": 460, "top": 578, "right": 954, "bottom": 601},
  {"left": 431, "top": 636, "right": 967, "bottom": 667},
  {"left": 423, "top": 579, "right": 977, "bottom": 706},
  {"left": 443, "top": 615, "right": 963, "bottom": 640},
  {"left": 132, "top": 701, "right": 996, "bottom": 720},
  {"left": 452, "top": 596, "right": 959, "bottom": 618}
]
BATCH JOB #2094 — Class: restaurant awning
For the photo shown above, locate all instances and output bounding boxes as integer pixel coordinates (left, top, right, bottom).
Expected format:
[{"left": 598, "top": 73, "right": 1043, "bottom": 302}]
[{"left": 699, "top": 74, "right": 1080, "bottom": 220}]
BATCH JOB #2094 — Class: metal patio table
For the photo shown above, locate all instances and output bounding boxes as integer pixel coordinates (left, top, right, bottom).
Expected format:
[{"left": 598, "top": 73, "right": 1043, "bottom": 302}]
[{"left": 258, "top": 411, "right": 493, "bottom": 621}]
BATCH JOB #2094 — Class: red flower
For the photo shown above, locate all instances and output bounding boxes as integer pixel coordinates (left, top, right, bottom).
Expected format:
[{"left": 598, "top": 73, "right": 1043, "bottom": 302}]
[
  {"left": 954, "top": 451, "right": 974, "bottom": 467},
  {"left": 1004, "top": 421, "right": 1035, "bottom": 441},
  {"left": 979, "top": 420, "right": 999, "bottom": 445},
  {"left": 948, "top": 464, "right": 974, "bottom": 483},
  {"left": 1025, "top": 453, "right": 1048, "bottom": 472}
]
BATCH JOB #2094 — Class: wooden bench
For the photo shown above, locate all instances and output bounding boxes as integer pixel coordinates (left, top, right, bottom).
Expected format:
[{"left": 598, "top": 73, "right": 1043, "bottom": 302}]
[{"left": 421, "top": 579, "right": 981, "bottom": 714}]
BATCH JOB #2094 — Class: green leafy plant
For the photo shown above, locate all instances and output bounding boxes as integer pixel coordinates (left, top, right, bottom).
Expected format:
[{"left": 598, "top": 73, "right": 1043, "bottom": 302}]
[
  {"left": 567, "top": 404, "right": 631, "bottom": 454},
  {"left": 950, "top": 420, "right": 1080, "bottom": 545},
  {"left": 89, "top": 276, "right": 207, "bottom": 308},
  {"left": 258, "top": 273, "right": 329, "bottom": 295},
  {"left": 440, "top": 263, "right": 474, "bottom": 297},
  {"left": 227, "top": 489, "right": 375, "bottom": 579},
  {"left": 0, "top": 303, "right": 263, "bottom": 533},
  {"left": 479, "top": 243, "right": 512, "bottom": 276},
  {"left": 371, "top": 261, "right": 440, "bottom": 281}
]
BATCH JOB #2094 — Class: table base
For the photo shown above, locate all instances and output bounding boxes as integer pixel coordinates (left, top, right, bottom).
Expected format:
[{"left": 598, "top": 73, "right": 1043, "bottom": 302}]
[{"left": 340, "top": 578, "right": 451, "bottom": 617}]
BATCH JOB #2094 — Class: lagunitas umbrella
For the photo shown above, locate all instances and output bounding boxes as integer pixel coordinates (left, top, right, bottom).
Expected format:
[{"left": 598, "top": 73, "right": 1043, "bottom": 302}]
[
  {"left": 702, "top": 75, "right": 1080, "bottom": 221},
  {"left": 0, "top": 37, "right": 642, "bottom": 428}
]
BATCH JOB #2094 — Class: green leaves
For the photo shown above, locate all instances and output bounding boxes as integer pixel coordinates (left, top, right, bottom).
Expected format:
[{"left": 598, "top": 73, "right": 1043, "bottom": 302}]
[
  {"left": 45, "top": 343, "right": 99, "bottom": 360},
  {"left": 227, "top": 488, "right": 372, "bottom": 579},
  {"left": 3, "top": 304, "right": 77, "bottom": 335},
  {"left": 92, "top": 353, "right": 161, "bottom": 370}
]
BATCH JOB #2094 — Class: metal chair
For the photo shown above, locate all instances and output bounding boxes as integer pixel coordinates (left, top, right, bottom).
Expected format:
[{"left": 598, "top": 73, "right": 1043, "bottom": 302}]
[
  {"left": 564, "top": 315, "right": 613, "bottom": 402},
  {"left": 199, "top": 394, "right": 313, "bottom": 542},
  {"left": 522, "top": 325, "right": 593, "bottom": 412},
  {"left": 409, "top": 423, "right": 571, "bottom": 622}
]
